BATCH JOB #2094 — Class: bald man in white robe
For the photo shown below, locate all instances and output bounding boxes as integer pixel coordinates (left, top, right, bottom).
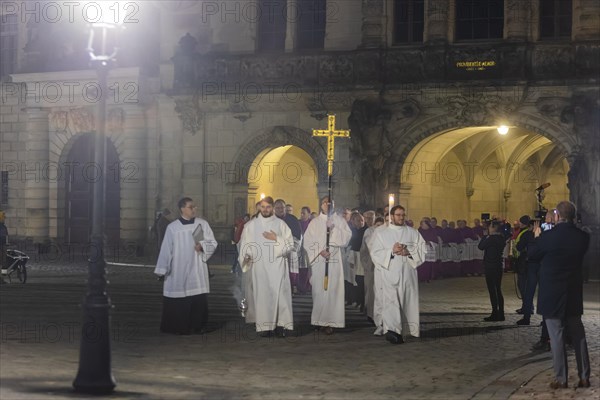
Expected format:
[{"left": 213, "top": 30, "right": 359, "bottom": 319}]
[
  {"left": 369, "top": 205, "right": 426, "bottom": 344},
  {"left": 238, "top": 197, "right": 294, "bottom": 336}
]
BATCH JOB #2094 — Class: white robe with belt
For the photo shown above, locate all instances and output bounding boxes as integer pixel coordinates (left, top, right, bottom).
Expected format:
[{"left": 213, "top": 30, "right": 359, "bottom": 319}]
[
  {"left": 303, "top": 213, "right": 352, "bottom": 328},
  {"left": 369, "top": 224, "right": 426, "bottom": 337},
  {"left": 154, "top": 218, "right": 218, "bottom": 298},
  {"left": 238, "top": 214, "right": 294, "bottom": 332}
]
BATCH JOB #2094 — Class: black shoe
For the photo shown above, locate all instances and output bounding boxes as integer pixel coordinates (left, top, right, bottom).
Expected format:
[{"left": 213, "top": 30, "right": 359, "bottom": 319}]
[
  {"left": 516, "top": 318, "right": 530, "bottom": 326},
  {"left": 385, "top": 331, "right": 404, "bottom": 344},
  {"left": 259, "top": 330, "right": 274, "bottom": 337},
  {"left": 274, "top": 327, "right": 286, "bottom": 338},
  {"left": 483, "top": 313, "right": 496, "bottom": 322},
  {"left": 576, "top": 378, "right": 591, "bottom": 388},
  {"left": 515, "top": 308, "right": 524, "bottom": 314},
  {"left": 531, "top": 340, "right": 550, "bottom": 352}
]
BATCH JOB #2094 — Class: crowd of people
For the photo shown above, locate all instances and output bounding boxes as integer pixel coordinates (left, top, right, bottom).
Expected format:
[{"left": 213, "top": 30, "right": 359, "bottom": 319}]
[{"left": 154, "top": 196, "right": 591, "bottom": 390}]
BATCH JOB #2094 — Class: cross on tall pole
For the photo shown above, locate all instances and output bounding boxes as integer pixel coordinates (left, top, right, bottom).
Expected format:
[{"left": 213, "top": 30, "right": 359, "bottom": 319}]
[{"left": 312, "top": 114, "right": 350, "bottom": 290}]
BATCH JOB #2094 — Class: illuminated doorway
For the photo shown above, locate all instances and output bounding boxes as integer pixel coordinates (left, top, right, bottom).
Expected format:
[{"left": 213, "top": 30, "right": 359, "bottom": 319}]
[
  {"left": 399, "top": 126, "right": 569, "bottom": 224},
  {"left": 247, "top": 145, "right": 319, "bottom": 217}
]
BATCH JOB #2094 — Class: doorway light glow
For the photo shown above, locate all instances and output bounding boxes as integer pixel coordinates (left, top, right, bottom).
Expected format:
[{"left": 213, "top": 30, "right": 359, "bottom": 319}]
[{"left": 497, "top": 125, "right": 509, "bottom": 135}]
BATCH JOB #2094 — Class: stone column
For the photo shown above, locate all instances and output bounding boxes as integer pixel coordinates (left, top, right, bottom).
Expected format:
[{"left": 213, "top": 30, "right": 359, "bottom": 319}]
[
  {"left": 22, "top": 108, "right": 50, "bottom": 244},
  {"left": 116, "top": 105, "right": 148, "bottom": 245},
  {"left": 425, "top": 0, "right": 450, "bottom": 43},
  {"left": 573, "top": 0, "right": 600, "bottom": 40},
  {"left": 505, "top": 0, "right": 530, "bottom": 41},
  {"left": 565, "top": 92, "right": 600, "bottom": 280},
  {"left": 360, "top": 0, "right": 386, "bottom": 47}
]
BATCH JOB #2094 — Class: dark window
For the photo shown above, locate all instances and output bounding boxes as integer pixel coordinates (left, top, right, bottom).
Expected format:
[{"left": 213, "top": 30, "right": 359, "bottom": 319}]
[
  {"left": 257, "top": 0, "right": 287, "bottom": 51},
  {"left": 1, "top": 171, "right": 8, "bottom": 205},
  {"left": 0, "top": 13, "right": 18, "bottom": 77},
  {"left": 393, "top": 0, "right": 424, "bottom": 43},
  {"left": 296, "top": 0, "right": 326, "bottom": 50},
  {"left": 539, "top": 0, "right": 572, "bottom": 39},
  {"left": 456, "top": 0, "right": 504, "bottom": 40}
]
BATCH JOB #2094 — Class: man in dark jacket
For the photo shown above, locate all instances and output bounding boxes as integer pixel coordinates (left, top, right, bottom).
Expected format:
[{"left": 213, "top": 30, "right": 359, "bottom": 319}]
[
  {"left": 514, "top": 215, "right": 533, "bottom": 314},
  {"left": 528, "top": 201, "right": 590, "bottom": 390},
  {"left": 516, "top": 219, "right": 542, "bottom": 325},
  {"left": 478, "top": 220, "right": 507, "bottom": 321}
]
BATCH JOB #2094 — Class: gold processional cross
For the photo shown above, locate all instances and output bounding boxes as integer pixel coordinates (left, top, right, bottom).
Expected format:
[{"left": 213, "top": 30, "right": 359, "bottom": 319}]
[{"left": 311, "top": 114, "right": 350, "bottom": 290}]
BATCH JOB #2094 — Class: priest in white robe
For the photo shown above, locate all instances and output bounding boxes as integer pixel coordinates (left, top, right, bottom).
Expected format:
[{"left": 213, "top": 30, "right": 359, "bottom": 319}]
[
  {"left": 154, "top": 197, "right": 218, "bottom": 335},
  {"left": 303, "top": 196, "right": 352, "bottom": 335},
  {"left": 238, "top": 196, "right": 294, "bottom": 336},
  {"left": 369, "top": 205, "right": 426, "bottom": 344}
]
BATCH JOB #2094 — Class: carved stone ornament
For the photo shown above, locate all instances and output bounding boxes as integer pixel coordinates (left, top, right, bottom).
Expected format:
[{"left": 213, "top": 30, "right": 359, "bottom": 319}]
[
  {"left": 174, "top": 97, "right": 202, "bottom": 135},
  {"left": 68, "top": 108, "right": 95, "bottom": 134},
  {"left": 306, "top": 95, "right": 327, "bottom": 121},
  {"left": 228, "top": 99, "right": 251, "bottom": 123},
  {"left": 107, "top": 108, "right": 125, "bottom": 134},
  {"left": 535, "top": 97, "right": 571, "bottom": 122},
  {"left": 437, "top": 91, "right": 516, "bottom": 126},
  {"left": 49, "top": 111, "right": 68, "bottom": 133}
]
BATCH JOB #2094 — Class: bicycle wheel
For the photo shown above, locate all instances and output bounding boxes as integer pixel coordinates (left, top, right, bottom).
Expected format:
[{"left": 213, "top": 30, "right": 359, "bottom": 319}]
[{"left": 16, "top": 263, "right": 27, "bottom": 284}]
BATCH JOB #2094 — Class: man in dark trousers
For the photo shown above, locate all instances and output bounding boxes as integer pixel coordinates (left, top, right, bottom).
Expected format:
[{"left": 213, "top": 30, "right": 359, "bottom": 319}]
[
  {"left": 516, "top": 219, "right": 541, "bottom": 325},
  {"left": 478, "top": 220, "right": 507, "bottom": 321},
  {"left": 514, "top": 215, "right": 533, "bottom": 314},
  {"left": 528, "top": 201, "right": 591, "bottom": 390}
]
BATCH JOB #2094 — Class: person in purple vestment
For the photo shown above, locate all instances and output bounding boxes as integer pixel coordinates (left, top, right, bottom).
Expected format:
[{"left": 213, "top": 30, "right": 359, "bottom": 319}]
[
  {"left": 418, "top": 219, "right": 439, "bottom": 282},
  {"left": 458, "top": 220, "right": 479, "bottom": 241},
  {"left": 472, "top": 218, "right": 485, "bottom": 238}
]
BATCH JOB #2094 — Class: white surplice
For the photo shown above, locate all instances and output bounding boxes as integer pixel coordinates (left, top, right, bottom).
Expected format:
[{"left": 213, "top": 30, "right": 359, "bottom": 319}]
[
  {"left": 369, "top": 223, "right": 426, "bottom": 337},
  {"left": 238, "top": 214, "right": 294, "bottom": 332},
  {"left": 303, "top": 213, "right": 352, "bottom": 328},
  {"left": 154, "top": 218, "right": 218, "bottom": 298}
]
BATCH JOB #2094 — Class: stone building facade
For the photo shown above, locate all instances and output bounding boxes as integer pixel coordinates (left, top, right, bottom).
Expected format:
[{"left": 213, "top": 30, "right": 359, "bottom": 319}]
[{"left": 0, "top": 0, "right": 598, "bottom": 277}]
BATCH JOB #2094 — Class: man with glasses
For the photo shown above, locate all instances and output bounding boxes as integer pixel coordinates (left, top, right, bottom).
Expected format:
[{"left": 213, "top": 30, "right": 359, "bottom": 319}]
[
  {"left": 368, "top": 205, "right": 427, "bottom": 344},
  {"left": 154, "top": 197, "right": 218, "bottom": 335}
]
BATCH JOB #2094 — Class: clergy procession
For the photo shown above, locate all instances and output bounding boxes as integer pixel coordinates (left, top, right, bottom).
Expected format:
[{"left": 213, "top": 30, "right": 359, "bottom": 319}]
[{"left": 154, "top": 194, "right": 530, "bottom": 344}]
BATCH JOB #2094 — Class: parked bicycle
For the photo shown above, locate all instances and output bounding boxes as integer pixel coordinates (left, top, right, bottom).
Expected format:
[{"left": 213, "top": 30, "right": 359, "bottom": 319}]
[{"left": 2, "top": 248, "right": 29, "bottom": 284}]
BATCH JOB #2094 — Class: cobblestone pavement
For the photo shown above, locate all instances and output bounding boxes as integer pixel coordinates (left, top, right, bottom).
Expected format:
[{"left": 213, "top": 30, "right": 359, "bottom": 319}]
[{"left": 1, "top": 262, "right": 598, "bottom": 400}]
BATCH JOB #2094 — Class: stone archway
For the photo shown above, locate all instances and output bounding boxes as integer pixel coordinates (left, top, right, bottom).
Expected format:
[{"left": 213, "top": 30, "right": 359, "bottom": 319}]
[
  {"left": 230, "top": 126, "right": 328, "bottom": 218},
  {"left": 60, "top": 133, "right": 121, "bottom": 245}
]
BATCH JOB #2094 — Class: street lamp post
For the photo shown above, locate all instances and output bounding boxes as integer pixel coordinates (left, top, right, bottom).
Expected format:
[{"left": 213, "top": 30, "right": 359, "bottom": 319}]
[{"left": 73, "top": 17, "right": 121, "bottom": 395}]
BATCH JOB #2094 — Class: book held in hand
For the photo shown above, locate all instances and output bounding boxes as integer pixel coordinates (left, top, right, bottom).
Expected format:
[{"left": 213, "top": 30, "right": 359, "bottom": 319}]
[{"left": 192, "top": 223, "right": 204, "bottom": 243}]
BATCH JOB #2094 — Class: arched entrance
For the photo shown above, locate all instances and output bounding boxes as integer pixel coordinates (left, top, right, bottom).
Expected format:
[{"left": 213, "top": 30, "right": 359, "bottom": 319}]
[
  {"left": 64, "top": 133, "right": 120, "bottom": 245},
  {"left": 247, "top": 145, "right": 319, "bottom": 216},
  {"left": 229, "top": 126, "right": 328, "bottom": 220},
  {"left": 398, "top": 126, "right": 570, "bottom": 224}
]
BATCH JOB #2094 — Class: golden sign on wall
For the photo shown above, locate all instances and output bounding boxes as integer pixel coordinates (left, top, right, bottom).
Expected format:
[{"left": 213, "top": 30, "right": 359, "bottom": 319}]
[{"left": 455, "top": 60, "right": 497, "bottom": 71}]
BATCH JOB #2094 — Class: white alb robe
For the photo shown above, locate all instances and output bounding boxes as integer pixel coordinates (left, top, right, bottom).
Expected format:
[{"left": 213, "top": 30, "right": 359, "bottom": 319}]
[
  {"left": 303, "top": 213, "right": 352, "bottom": 328},
  {"left": 154, "top": 218, "right": 218, "bottom": 298},
  {"left": 369, "top": 224, "right": 426, "bottom": 337},
  {"left": 238, "top": 214, "right": 294, "bottom": 332}
]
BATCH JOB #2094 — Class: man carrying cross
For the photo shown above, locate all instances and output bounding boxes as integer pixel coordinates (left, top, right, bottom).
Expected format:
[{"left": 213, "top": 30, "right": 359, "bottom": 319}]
[
  {"left": 303, "top": 115, "right": 352, "bottom": 335},
  {"left": 303, "top": 196, "right": 351, "bottom": 334}
]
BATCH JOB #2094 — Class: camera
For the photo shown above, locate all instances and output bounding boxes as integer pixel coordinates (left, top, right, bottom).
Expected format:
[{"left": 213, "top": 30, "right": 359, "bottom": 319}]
[{"left": 534, "top": 210, "right": 547, "bottom": 220}]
